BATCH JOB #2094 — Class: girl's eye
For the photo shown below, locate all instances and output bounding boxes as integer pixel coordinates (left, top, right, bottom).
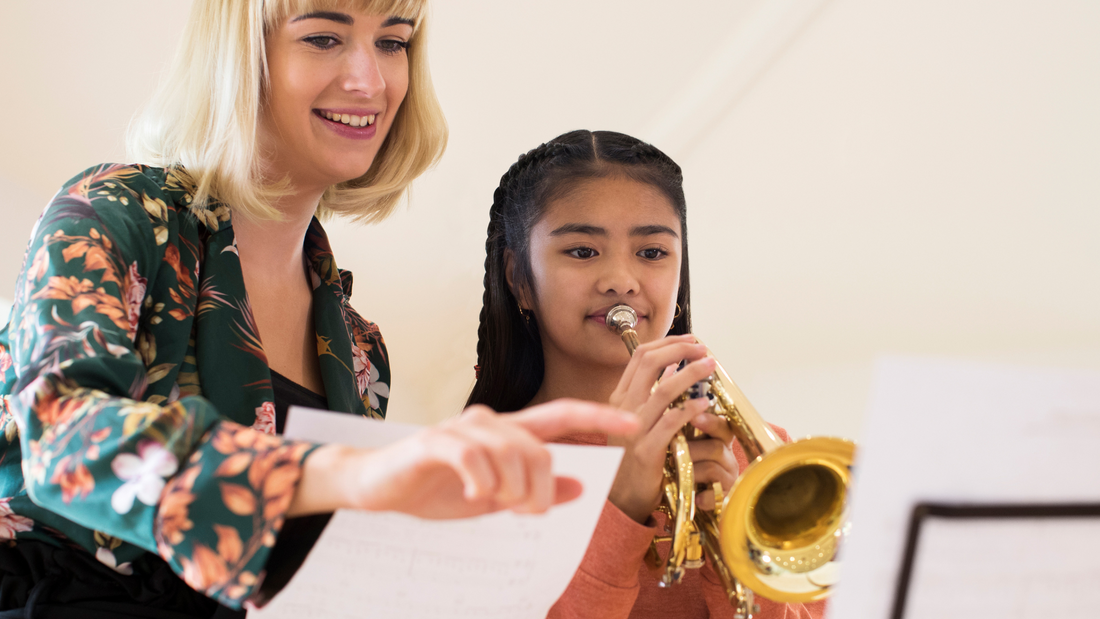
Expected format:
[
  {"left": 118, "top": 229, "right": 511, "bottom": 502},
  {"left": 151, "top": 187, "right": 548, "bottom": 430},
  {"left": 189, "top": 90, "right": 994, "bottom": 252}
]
[
  {"left": 638, "top": 248, "right": 667, "bottom": 260},
  {"left": 377, "top": 39, "right": 410, "bottom": 55},
  {"left": 303, "top": 35, "right": 340, "bottom": 50},
  {"left": 566, "top": 247, "right": 597, "bottom": 259}
]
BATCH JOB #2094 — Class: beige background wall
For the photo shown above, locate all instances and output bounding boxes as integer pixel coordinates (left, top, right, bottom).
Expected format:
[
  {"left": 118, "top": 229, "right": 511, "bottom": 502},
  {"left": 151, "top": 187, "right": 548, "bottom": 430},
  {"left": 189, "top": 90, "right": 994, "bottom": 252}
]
[{"left": 2, "top": 1, "right": 1097, "bottom": 441}]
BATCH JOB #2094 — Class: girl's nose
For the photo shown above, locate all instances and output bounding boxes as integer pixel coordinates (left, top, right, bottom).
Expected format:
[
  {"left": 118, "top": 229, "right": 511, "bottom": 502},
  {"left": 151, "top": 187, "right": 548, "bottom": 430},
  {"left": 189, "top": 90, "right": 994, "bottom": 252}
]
[{"left": 596, "top": 256, "right": 640, "bottom": 297}]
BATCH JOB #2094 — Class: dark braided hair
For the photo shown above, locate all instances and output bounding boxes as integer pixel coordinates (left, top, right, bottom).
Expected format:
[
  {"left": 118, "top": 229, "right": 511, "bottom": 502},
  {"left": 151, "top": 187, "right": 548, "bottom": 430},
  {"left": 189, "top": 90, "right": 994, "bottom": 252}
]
[{"left": 466, "top": 130, "right": 691, "bottom": 412}]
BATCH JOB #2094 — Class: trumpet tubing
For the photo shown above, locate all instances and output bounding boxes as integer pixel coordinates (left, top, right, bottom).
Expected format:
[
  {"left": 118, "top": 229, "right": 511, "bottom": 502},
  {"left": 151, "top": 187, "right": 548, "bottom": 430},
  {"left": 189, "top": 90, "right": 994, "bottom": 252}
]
[{"left": 605, "top": 304, "right": 855, "bottom": 608}]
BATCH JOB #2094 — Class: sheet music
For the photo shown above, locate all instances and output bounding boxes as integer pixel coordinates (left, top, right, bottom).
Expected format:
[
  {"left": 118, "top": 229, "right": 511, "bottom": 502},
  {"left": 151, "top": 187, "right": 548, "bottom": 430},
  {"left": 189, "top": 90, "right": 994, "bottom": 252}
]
[
  {"left": 828, "top": 358, "right": 1100, "bottom": 619},
  {"left": 904, "top": 517, "right": 1100, "bottom": 619},
  {"left": 249, "top": 407, "right": 624, "bottom": 619}
]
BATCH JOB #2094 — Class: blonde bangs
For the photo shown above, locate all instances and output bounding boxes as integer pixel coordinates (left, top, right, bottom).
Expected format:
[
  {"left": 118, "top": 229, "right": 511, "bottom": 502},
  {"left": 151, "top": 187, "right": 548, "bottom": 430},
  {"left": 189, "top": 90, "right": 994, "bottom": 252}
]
[
  {"left": 128, "top": 0, "right": 446, "bottom": 226},
  {"left": 263, "top": 0, "right": 427, "bottom": 32}
]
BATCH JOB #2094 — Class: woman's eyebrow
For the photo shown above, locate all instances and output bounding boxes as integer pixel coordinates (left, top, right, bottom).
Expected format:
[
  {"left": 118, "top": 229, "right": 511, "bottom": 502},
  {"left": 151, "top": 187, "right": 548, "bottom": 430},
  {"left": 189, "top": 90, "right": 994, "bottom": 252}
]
[
  {"left": 291, "top": 11, "right": 353, "bottom": 25},
  {"left": 382, "top": 16, "right": 415, "bottom": 28},
  {"left": 631, "top": 224, "right": 679, "bottom": 238}
]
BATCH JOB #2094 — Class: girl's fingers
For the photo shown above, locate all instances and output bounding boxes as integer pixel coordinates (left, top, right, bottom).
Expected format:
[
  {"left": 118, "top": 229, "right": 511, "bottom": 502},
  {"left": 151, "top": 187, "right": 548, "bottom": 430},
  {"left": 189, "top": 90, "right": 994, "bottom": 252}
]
[
  {"left": 693, "top": 460, "right": 738, "bottom": 489},
  {"left": 614, "top": 334, "right": 697, "bottom": 398},
  {"left": 696, "top": 488, "right": 716, "bottom": 511},
  {"left": 616, "top": 341, "right": 710, "bottom": 411},
  {"left": 626, "top": 357, "right": 716, "bottom": 434},
  {"left": 689, "top": 413, "right": 734, "bottom": 445},
  {"left": 635, "top": 399, "right": 708, "bottom": 455}
]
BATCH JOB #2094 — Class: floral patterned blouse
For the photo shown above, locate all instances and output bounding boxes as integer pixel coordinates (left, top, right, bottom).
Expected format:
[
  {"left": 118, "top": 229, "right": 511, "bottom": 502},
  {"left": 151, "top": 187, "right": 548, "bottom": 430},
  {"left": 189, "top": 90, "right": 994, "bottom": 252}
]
[{"left": 0, "top": 164, "right": 390, "bottom": 609}]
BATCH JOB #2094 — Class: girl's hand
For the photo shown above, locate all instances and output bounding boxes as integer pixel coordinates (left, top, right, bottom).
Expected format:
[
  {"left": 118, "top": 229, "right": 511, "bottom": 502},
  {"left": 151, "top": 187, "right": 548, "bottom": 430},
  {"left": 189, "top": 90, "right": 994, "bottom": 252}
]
[
  {"left": 605, "top": 334, "right": 717, "bottom": 523},
  {"left": 687, "top": 412, "right": 739, "bottom": 511},
  {"left": 289, "top": 399, "right": 638, "bottom": 519}
]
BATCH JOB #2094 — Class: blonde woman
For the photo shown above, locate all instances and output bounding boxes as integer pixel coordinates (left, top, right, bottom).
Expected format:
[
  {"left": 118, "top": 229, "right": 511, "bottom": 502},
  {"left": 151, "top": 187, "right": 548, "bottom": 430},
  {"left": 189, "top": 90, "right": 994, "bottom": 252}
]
[{"left": 0, "top": 1, "right": 634, "bottom": 617}]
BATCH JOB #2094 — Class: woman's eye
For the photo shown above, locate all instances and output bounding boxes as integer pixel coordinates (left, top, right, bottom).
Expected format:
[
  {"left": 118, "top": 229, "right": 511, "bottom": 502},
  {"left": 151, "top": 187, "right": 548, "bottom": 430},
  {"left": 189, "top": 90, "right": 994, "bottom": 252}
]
[
  {"left": 638, "top": 248, "right": 667, "bottom": 260},
  {"left": 567, "top": 247, "right": 597, "bottom": 259},
  {"left": 377, "top": 39, "right": 410, "bottom": 55},
  {"left": 303, "top": 35, "right": 340, "bottom": 50}
]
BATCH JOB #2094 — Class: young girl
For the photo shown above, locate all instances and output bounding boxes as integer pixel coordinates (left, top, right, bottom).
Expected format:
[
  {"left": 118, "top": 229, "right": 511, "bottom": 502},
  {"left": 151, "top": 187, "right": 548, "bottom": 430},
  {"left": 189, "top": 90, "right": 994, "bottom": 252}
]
[{"left": 467, "top": 130, "right": 826, "bottom": 619}]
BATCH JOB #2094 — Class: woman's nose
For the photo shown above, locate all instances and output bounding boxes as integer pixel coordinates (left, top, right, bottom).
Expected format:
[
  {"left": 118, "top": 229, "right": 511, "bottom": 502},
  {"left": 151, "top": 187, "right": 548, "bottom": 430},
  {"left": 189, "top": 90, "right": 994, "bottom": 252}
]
[{"left": 341, "top": 47, "right": 386, "bottom": 98}]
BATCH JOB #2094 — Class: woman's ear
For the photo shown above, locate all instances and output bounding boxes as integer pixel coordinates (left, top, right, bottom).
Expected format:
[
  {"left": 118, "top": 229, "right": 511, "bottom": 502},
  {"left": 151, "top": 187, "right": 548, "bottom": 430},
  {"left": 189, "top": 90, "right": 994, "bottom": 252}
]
[{"left": 503, "top": 249, "right": 531, "bottom": 310}]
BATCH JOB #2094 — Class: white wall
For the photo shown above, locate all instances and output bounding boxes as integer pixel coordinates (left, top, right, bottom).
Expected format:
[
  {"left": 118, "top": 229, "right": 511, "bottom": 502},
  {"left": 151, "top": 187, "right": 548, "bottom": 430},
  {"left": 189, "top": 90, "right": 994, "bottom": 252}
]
[{"left": 2, "top": 1, "right": 1097, "bottom": 441}]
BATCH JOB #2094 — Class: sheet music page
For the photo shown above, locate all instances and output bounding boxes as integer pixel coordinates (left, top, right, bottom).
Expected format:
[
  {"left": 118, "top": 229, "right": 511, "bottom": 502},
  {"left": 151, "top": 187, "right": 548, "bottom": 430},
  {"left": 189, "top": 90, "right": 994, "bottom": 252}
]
[
  {"left": 249, "top": 407, "right": 624, "bottom": 619},
  {"left": 903, "top": 517, "right": 1100, "bottom": 619},
  {"left": 828, "top": 358, "right": 1100, "bottom": 619}
]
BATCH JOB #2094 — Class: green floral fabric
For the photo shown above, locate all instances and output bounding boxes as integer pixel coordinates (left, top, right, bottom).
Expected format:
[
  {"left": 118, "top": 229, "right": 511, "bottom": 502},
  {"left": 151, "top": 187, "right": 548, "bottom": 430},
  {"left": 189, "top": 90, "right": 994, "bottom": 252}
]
[{"left": 0, "top": 164, "right": 390, "bottom": 608}]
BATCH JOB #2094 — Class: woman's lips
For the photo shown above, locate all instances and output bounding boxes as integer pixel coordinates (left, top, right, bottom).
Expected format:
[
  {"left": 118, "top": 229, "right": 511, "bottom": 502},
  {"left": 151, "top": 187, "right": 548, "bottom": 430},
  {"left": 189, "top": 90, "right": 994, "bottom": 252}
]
[{"left": 313, "top": 109, "right": 378, "bottom": 141}]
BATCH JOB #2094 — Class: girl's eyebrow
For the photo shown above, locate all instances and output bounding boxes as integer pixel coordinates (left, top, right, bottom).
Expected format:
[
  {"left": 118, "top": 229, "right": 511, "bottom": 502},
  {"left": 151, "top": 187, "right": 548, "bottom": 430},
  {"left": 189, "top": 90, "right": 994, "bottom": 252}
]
[
  {"left": 549, "top": 223, "right": 679, "bottom": 238},
  {"left": 550, "top": 223, "right": 606, "bottom": 237},
  {"left": 631, "top": 224, "right": 679, "bottom": 238}
]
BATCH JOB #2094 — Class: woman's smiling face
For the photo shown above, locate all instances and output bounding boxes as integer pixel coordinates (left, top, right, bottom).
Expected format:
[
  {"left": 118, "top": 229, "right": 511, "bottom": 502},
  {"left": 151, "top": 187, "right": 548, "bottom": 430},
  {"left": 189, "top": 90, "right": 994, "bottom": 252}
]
[
  {"left": 260, "top": 9, "right": 413, "bottom": 191},
  {"left": 519, "top": 175, "right": 683, "bottom": 369}
]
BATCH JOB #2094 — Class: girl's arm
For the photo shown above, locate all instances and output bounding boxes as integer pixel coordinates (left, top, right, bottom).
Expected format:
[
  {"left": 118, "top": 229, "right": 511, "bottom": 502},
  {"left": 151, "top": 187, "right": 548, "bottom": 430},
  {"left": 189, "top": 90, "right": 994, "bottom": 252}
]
[{"left": 547, "top": 500, "right": 658, "bottom": 619}]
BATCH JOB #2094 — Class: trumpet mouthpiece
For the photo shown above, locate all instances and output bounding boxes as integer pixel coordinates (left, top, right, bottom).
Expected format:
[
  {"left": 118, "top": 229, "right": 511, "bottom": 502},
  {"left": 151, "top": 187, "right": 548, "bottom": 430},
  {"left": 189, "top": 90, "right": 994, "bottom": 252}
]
[{"left": 606, "top": 304, "right": 638, "bottom": 334}]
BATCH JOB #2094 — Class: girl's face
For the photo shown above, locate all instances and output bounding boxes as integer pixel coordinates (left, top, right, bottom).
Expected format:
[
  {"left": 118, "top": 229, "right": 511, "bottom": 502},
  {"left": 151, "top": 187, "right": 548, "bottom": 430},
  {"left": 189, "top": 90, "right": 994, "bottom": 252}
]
[
  {"left": 260, "top": 9, "right": 413, "bottom": 192},
  {"left": 519, "top": 175, "right": 683, "bottom": 369}
]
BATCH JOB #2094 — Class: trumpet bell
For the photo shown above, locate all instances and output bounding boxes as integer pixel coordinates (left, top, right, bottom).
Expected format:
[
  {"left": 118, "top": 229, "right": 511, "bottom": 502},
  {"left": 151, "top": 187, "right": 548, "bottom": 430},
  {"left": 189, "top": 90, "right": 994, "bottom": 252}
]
[{"left": 720, "top": 436, "right": 855, "bottom": 602}]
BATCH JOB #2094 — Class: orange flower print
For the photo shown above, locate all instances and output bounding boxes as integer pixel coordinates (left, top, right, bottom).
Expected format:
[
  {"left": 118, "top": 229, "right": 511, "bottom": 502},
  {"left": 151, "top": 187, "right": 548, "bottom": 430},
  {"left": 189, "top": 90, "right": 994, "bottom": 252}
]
[
  {"left": 0, "top": 498, "right": 33, "bottom": 539},
  {"left": 157, "top": 466, "right": 200, "bottom": 547},
  {"left": 50, "top": 456, "right": 95, "bottom": 504},
  {"left": 181, "top": 543, "right": 228, "bottom": 593},
  {"left": 0, "top": 346, "right": 11, "bottom": 374},
  {"left": 35, "top": 396, "right": 83, "bottom": 428},
  {"left": 124, "top": 262, "right": 147, "bottom": 340},
  {"left": 251, "top": 402, "right": 276, "bottom": 435}
]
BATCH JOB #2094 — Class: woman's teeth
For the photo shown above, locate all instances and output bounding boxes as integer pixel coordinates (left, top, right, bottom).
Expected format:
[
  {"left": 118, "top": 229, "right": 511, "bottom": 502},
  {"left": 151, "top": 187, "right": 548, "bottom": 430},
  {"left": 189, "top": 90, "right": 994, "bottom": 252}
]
[{"left": 321, "top": 111, "right": 376, "bottom": 127}]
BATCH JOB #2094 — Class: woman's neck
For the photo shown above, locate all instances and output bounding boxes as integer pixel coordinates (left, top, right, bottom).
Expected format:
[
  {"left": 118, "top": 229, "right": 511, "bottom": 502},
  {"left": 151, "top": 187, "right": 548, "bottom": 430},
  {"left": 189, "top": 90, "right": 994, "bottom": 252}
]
[{"left": 232, "top": 189, "right": 323, "bottom": 276}]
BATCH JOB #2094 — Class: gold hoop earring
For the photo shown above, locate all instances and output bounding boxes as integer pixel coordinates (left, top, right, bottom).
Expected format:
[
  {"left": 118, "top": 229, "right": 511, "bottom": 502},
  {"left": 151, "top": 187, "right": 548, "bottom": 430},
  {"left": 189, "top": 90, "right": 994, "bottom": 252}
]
[
  {"left": 674, "top": 303, "right": 682, "bottom": 320},
  {"left": 517, "top": 301, "right": 530, "bottom": 323}
]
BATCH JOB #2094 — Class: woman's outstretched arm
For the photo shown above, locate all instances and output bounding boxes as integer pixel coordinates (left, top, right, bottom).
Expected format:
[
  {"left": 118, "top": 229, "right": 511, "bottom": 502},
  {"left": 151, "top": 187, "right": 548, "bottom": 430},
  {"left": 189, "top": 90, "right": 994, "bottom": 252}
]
[{"left": 288, "top": 400, "right": 638, "bottom": 519}]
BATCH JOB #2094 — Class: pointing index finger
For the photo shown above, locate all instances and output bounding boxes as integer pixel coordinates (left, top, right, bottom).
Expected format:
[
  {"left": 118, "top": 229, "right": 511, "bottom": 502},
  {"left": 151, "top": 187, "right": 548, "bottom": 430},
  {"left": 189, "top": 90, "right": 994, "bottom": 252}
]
[{"left": 511, "top": 399, "right": 638, "bottom": 439}]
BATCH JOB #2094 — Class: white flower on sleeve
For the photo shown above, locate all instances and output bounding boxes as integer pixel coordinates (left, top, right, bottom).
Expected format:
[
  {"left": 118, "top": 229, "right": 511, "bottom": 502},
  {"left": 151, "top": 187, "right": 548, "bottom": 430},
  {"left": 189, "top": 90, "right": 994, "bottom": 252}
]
[
  {"left": 365, "top": 362, "right": 389, "bottom": 410},
  {"left": 351, "top": 344, "right": 389, "bottom": 410},
  {"left": 252, "top": 401, "right": 276, "bottom": 435},
  {"left": 110, "top": 440, "right": 178, "bottom": 514},
  {"left": 96, "top": 547, "right": 133, "bottom": 575}
]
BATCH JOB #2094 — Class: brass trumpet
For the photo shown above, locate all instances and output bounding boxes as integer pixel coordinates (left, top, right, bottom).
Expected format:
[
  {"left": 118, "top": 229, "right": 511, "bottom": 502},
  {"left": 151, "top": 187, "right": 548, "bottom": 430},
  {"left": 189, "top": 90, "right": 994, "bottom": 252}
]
[{"left": 605, "top": 304, "right": 855, "bottom": 616}]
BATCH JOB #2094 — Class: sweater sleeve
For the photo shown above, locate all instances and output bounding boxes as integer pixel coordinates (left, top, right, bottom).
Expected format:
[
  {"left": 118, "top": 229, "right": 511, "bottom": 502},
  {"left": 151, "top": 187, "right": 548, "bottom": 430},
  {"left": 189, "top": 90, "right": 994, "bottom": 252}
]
[
  {"left": 547, "top": 500, "right": 658, "bottom": 619},
  {"left": 4, "top": 165, "right": 319, "bottom": 609}
]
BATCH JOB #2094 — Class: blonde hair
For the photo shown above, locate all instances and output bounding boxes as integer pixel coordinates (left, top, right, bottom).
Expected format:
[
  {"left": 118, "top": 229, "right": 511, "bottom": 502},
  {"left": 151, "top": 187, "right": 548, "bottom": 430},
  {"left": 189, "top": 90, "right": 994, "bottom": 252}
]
[{"left": 127, "top": 0, "right": 448, "bottom": 223}]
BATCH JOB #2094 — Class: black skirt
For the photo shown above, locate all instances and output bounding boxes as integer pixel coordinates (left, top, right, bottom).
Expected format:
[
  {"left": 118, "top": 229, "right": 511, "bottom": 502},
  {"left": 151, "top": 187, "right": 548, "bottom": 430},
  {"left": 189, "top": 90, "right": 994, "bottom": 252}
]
[{"left": 0, "top": 539, "right": 244, "bottom": 618}]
